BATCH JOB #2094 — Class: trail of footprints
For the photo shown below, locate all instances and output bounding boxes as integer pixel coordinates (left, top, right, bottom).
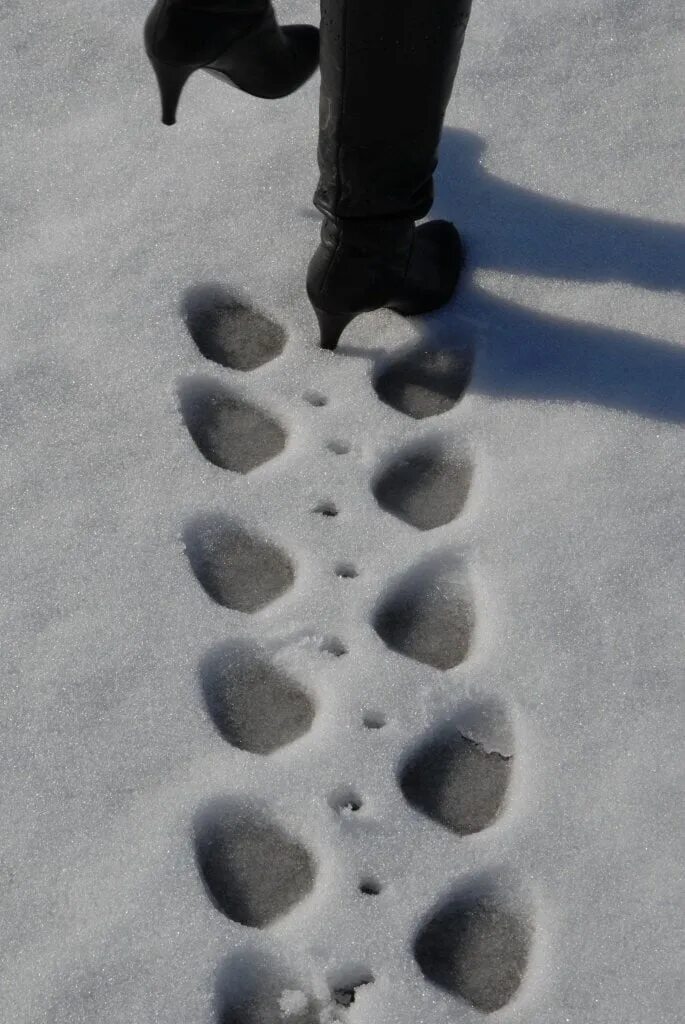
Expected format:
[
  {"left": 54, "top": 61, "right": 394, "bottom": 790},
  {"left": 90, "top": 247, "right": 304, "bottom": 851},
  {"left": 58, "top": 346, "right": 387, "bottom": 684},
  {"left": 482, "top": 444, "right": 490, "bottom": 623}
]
[{"left": 178, "top": 294, "right": 533, "bottom": 1021}]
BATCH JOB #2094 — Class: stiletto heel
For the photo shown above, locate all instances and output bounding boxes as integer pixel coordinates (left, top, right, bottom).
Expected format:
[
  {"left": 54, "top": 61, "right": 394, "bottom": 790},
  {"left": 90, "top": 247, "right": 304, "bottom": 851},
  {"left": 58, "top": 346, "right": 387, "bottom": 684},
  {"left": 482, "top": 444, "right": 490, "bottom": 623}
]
[
  {"left": 148, "top": 55, "right": 195, "bottom": 126},
  {"left": 313, "top": 307, "right": 356, "bottom": 351}
]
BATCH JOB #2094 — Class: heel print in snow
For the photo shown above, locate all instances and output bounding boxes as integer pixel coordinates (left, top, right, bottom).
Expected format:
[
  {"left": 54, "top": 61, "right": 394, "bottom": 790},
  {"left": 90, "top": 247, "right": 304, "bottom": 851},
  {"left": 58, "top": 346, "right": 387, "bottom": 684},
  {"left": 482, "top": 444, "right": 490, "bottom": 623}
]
[
  {"left": 215, "top": 948, "right": 321, "bottom": 1024},
  {"left": 183, "top": 515, "right": 294, "bottom": 612},
  {"left": 373, "top": 441, "right": 472, "bottom": 530},
  {"left": 200, "top": 644, "right": 314, "bottom": 754},
  {"left": 311, "top": 500, "right": 339, "bottom": 518},
  {"left": 399, "top": 722, "right": 512, "bottom": 835},
  {"left": 327, "top": 787, "right": 363, "bottom": 815},
  {"left": 373, "top": 561, "right": 474, "bottom": 670},
  {"left": 414, "top": 884, "right": 533, "bottom": 1013},
  {"left": 326, "top": 439, "right": 351, "bottom": 455},
  {"left": 319, "top": 636, "right": 348, "bottom": 657},
  {"left": 183, "top": 285, "right": 286, "bottom": 369},
  {"left": 334, "top": 562, "right": 358, "bottom": 579},
  {"left": 302, "top": 390, "right": 328, "bottom": 407},
  {"left": 329, "top": 967, "right": 375, "bottom": 1009},
  {"left": 178, "top": 377, "right": 286, "bottom": 473},
  {"left": 194, "top": 801, "right": 315, "bottom": 927},
  {"left": 214, "top": 950, "right": 374, "bottom": 1023},
  {"left": 374, "top": 345, "right": 472, "bottom": 419}
]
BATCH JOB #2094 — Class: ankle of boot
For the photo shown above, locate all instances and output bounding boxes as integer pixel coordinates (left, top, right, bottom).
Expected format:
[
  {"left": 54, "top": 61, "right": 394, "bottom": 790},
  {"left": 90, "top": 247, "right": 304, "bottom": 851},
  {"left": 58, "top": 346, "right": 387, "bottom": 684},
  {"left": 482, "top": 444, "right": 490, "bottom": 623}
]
[{"left": 308, "top": 216, "right": 416, "bottom": 316}]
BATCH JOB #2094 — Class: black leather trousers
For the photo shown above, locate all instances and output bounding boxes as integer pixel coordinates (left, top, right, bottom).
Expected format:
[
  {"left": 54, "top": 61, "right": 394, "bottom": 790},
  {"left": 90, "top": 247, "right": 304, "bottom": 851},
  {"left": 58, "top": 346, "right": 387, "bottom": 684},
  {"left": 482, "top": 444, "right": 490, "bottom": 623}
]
[{"left": 314, "top": 0, "right": 472, "bottom": 222}]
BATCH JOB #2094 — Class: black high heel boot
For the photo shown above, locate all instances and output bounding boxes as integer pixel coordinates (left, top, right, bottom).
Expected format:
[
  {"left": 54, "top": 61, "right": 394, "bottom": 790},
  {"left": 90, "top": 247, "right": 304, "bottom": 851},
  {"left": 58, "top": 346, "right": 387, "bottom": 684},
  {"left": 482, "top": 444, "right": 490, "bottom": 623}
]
[
  {"left": 144, "top": 0, "right": 319, "bottom": 125},
  {"left": 307, "top": 0, "right": 472, "bottom": 350},
  {"left": 307, "top": 215, "right": 465, "bottom": 351}
]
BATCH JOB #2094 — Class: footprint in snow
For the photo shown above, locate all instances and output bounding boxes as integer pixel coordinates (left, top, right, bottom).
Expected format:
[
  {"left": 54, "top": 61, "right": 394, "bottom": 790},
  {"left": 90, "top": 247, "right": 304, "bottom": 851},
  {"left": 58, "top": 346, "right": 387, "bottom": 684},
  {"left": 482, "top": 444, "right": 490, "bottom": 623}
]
[
  {"left": 214, "top": 950, "right": 374, "bottom": 1023},
  {"left": 400, "top": 721, "right": 512, "bottom": 835},
  {"left": 374, "top": 344, "right": 472, "bottom": 419},
  {"left": 373, "top": 560, "right": 474, "bottom": 670},
  {"left": 194, "top": 800, "right": 315, "bottom": 928},
  {"left": 414, "top": 882, "right": 533, "bottom": 1013},
  {"left": 215, "top": 948, "right": 320, "bottom": 1024},
  {"left": 373, "top": 440, "right": 472, "bottom": 530},
  {"left": 178, "top": 377, "right": 286, "bottom": 473},
  {"left": 200, "top": 643, "right": 314, "bottom": 754},
  {"left": 183, "top": 284, "right": 286, "bottom": 370},
  {"left": 177, "top": 292, "right": 527, "bottom": 1017},
  {"left": 184, "top": 515, "right": 294, "bottom": 613}
]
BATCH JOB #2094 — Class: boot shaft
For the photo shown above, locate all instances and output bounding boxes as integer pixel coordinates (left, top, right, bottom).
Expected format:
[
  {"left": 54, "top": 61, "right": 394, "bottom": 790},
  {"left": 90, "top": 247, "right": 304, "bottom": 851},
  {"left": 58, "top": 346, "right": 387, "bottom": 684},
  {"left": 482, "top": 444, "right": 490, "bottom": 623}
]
[{"left": 314, "top": 0, "right": 472, "bottom": 221}]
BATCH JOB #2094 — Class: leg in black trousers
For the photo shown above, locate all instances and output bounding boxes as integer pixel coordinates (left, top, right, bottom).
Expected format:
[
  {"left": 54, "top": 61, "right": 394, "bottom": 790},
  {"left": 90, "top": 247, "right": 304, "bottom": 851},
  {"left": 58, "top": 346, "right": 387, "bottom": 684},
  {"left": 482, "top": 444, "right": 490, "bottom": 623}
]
[
  {"left": 314, "top": 0, "right": 472, "bottom": 221},
  {"left": 308, "top": 0, "right": 473, "bottom": 348}
]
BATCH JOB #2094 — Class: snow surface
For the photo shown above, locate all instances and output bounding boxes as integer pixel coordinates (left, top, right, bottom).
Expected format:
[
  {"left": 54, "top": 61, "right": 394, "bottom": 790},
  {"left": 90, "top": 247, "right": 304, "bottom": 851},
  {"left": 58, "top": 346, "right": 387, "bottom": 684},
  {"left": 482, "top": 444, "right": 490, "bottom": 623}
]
[{"left": 1, "top": 0, "right": 683, "bottom": 1022}]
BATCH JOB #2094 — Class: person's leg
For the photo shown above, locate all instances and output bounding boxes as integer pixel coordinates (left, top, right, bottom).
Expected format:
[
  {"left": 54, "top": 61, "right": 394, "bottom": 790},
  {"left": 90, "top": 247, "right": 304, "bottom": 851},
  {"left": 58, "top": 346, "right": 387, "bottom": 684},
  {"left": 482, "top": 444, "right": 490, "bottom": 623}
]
[
  {"left": 307, "top": 0, "right": 473, "bottom": 348},
  {"left": 314, "top": 0, "right": 472, "bottom": 222}
]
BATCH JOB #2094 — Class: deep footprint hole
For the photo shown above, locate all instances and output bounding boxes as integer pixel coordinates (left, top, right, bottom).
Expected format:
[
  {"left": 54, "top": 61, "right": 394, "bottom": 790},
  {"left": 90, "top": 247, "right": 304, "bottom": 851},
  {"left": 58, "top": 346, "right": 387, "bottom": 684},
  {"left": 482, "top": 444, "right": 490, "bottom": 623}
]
[
  {"left": 328, "top": 787, "right": 363, "bottom": 814},
  {"left": 414, "top": 887, "right": 533, "bottom": 1013},
  {"left": 327, "top": 440, "right": 350, "bottom": 455},
  {"left": 194, "top": 800, "right": 315, "bottom": 928},
  {"left": 330, "top": 969, "right": 375, "bottom": 1008},
  {"left": 373, "top": 442, "right": 473, "bottom": 530},
  {"left": 312, "top": 501, "right": 338, "bottom": 518},
  {"left": 400, "top": 726, "right": 512, "bottom": 835},
  {"left": 178, "top": 377, "right": 286, "bottom": 474},
  {"left": 303, "top": 390, "right": 328, "bottom": 407},
  {"left": 374, "top": 345, "right": 473, "bottom": 419},
  {"left": 359, "top": 877, "right": 382, "bottom": 896},
  {"left": 363, "top": 710, "right": 386, "bottom": 730},
  {"left": 373, "top": 562, "right": 474, "bottom": 670},
  {"left": 200, "top": 644, "right": 315, "bottom": 755},
  {"left": 182, "top": 286, "right": 286, "bottom": 370},
  {"left": 335, "top": 562, "right": 358, "bottom": 579},
  {"left": 320, "top": 637, "right": 347, "bottom": 657},
  {"left": 184, "top": 515, "right": 295, "bottom": 613}
]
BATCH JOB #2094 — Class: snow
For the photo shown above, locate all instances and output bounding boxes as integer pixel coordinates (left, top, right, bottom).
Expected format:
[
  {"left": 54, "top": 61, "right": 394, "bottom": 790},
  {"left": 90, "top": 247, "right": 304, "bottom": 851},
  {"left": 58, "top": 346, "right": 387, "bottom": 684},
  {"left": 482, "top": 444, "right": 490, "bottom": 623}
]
[{"left": 0, "top": 0, "right": 683, "bottom": 1022}]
